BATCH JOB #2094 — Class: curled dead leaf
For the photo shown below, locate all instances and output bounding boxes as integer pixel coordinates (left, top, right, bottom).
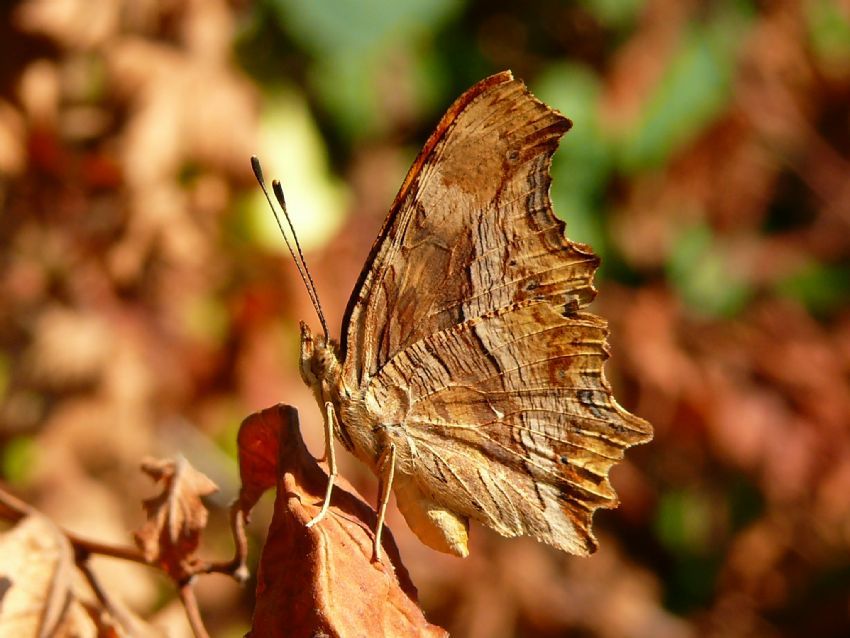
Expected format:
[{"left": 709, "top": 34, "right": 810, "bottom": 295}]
[
  {"left": 0, "top": 514, "right": 86, "bottom": 637},
  {"left": 134, "top": 456, "right": 219, "bottom": 581},
  {"left": 237, "top": 404, "right": 447, "bottom": 638},
  {"left": 0, "top": 514, "right": 160, "bottom": 637}
]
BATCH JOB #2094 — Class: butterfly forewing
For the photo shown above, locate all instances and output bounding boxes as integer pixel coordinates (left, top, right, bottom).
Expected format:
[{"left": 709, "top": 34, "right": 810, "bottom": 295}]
[
  {"left": 338, "top": 71, "right": 652, "bottom": 556},
  {"left": 341, "top": 71, "right": 598, "bottom": 386}
]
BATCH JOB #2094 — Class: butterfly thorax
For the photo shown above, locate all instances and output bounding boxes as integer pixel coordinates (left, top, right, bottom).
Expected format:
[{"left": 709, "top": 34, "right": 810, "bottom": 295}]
[{"left": 299, "top": 322, "right": 385, "bottom": 463}]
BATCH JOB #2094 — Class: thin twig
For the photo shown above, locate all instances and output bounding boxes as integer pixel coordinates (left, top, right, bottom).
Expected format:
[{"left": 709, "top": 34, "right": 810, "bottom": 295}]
[
  {"left": 77, "top": 558, "right": 145, "bottom": 635},
  {"left": 196, "top": 502, "right": 250, "bottom": 582},
  {"left": 68, "top": 534, "right": 148, "bottom": 565},
  {"left": 0, "top": 483, "right": 34, "bottom": 521},
  {"left": 2, "top": 484, "right": 250, "bottom": 580},
  {"left": 1, "top": 483, "right": 148, "bottom": 565},
  {"left": 1, "top": 482, "right": 248, "bottom": 635},
  {"left": 179, "top": 582, "right": 211, "bottom": 638}
]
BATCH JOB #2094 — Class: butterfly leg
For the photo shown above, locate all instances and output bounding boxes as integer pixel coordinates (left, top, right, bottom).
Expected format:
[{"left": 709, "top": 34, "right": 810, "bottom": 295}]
[
  {"left": 372, "top": 441, "right": 397, "bottom": 562},
  {"left": 306, "top": 401, "right": 338, "bottom": 529}
]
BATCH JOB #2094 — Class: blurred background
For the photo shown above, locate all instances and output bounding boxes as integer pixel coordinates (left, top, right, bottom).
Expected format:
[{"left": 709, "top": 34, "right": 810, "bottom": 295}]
[{"left": 2, "top": 0, "right": 850, "bottom": 636}]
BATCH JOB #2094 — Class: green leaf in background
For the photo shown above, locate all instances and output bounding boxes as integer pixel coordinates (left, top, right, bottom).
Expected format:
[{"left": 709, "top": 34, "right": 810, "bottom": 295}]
[
  {"left": 727, "top": 474, "right": 765, "bottom": 532},
  {"left": 0, "top": 353, "right": 8, "bottom": 400},
  {"left": 578, "top": 0, "right": 644, "bottom": 31},
  {"left": 1, "top": 435, "right": 37, "bottom": 487},
  {"left": 309, "top": 47, "right": 450, "bottom": 140},
  {"left": 806, "top": 0, "right": 850, "bottom": 70},
  {"left": 270, "top": 0, "right": 460, "bottom": 57},
  {"left": 667, "top": 223, "right": 751, "bottom": 317},
  {"left": 655, "top": 488, "right": 723, "bottom": 612},
  {"left": 247, "top": 87, "right": 349, "bottom": 253},
  {"left": 534, "top": 63, "right": 610, "bottom": 257},
  {"left": 182, "top": 293, "right": 230, "bottom": 346},
  {"left": 775, "top": 261, "right": 850, "bottom": 317},
  {"left": 616, "top": 7, "right": 749, "bottom": 172},
  {"left": 268, "top": 0, "right": 462, "bottom": 139},
  {"left": 655, "top": 488, "right": 714, "bottom": 555}
]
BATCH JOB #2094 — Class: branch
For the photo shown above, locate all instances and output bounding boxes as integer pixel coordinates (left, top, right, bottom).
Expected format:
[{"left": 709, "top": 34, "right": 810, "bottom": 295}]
[
  {"left": 179, "top": 582, "right": 211, "bottom": 638},
  {"left": 194, "top": 501, "right": 250, "bottom": 583},
  {"left": 0, "top": 481, "right": 248, "bottom": 637},
  {"left": 1, "top": 483, "right": 148, "bottom": 565}
]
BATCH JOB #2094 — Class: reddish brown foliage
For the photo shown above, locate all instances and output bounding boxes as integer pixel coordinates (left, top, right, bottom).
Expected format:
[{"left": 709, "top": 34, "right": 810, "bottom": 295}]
[
  {"left": 236, "top": 404, "right": 446, "bottom": 637},
  {"left": 134, "top": 457, "right": 219, "bottom": 582}
]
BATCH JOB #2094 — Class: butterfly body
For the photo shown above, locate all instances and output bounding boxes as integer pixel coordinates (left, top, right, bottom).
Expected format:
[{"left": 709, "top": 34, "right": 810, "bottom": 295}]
[
  {"left": 299, "top": 323, "right": 400, "bottom": 470},
  {"left": 300, "top": 320, "right": 474, "bottom": 555},
  {"left": 292, "top": 71, "right": 652, "bottom": 559}
]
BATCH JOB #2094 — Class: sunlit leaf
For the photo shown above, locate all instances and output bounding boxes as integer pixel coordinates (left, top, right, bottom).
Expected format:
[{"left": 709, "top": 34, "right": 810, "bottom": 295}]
[
  {"left": 0, "top": 515, "right": 82, "bottom": 637},
  {"left": 249, "top": 88, "right": 349, "bottom": 253}
]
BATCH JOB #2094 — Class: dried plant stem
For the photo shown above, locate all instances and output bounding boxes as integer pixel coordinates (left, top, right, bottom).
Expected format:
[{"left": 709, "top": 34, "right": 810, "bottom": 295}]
[
  {"left": 196, "top": 501, "right": 250, "bottom": 582},
  {"left": 0, "top": 482, "right": 34, "bottom": 520},
  {"left": 179, "top": 582, "right": 212, "bottom": 638},
  {"left": 1, "top": 483, "right": 249, "bottom": 578},
  {"left": 78, "top": 558, "right": 149, "bottom": 635},
  {"left": 0, "top": 482, "right": 148, "bottom": 565},
  {"left": 70, "top": 534, "right": 148, "bottom": 564}
]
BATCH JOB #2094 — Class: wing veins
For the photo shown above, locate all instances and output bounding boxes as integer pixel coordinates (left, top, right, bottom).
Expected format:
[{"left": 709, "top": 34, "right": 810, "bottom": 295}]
[
  {"left": 431, "top": 266, "right": 595, "bottom": 317},
  {"left": 413, "top": 438, "right": 499, "bottom": 518},
  {"left": 408, "top": 347, "right": 605, "bottom": 405},
  {"left": 405, "top": 412, "right": 625, "bottom": 460},
  {"left": 411, "top": 425, "right": 606, "bottom": 497}
]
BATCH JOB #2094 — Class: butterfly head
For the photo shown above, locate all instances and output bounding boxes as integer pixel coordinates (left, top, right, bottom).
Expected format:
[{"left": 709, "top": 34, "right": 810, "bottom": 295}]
[{"left": 299, "top": 321, "right": 340, "bottom": 393}]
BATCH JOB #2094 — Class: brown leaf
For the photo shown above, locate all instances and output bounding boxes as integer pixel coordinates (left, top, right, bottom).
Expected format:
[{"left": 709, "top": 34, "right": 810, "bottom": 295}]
[
  {"left": 237, "top": 404, "right": 447, "bottom": 638},
  {"left": 0, "top": 514, "right": 162, "bottom": 638},
  {"left": 134, "top": 456, "right": 219, "bottom": 580},
  {"left": 0, "top": 514, "right": 94, "bottom": 637},
  {"left": 0, "top": 514, "right": 78, "bottom": 636}
]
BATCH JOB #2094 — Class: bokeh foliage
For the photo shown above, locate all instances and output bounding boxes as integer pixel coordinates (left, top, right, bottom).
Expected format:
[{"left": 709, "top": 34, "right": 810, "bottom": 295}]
[{"left": 2, "top": 0, "right": 850, "bottom": 635}]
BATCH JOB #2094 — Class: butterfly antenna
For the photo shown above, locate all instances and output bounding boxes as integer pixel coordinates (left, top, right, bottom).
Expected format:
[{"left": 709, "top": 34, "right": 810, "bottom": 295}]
[{"left": 250, "top": 156, "right": 330, "bottom": 340}]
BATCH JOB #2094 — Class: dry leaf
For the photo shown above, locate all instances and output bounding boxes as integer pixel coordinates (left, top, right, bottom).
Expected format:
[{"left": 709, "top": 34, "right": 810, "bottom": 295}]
[
  {"left": 0, "top": 515, "right": 162, "bottom": 638},
  {"left": 134, "top": 456, "right": 219, "bottom": 580},
  {"left": 237, "top": 404, "right": 447, "bottom": 638},
  {"left": 0, "top": 514, "right": 94, "bottom": 637}
]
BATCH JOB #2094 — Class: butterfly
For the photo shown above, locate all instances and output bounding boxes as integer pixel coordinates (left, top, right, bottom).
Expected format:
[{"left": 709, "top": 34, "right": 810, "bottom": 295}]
[{"left": 252, "top": 70, "right": 652, "bottom": 560}]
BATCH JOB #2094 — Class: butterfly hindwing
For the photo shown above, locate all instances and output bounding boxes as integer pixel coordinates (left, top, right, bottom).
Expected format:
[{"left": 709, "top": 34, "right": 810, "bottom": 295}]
[{"left": 366, "top": 300, "right": 651, "bottom": 554}]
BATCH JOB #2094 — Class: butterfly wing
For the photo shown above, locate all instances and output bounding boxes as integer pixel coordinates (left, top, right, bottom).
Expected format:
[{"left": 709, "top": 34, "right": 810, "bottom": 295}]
[
  {"left": 340, "top": 71, "right": 596, "bottom": 387},
  {"left": 368, "top": 300, "right": 651, "bottom": 555},
  {"left": 340, "top": 71, "right": 652, "bottom": 555}
]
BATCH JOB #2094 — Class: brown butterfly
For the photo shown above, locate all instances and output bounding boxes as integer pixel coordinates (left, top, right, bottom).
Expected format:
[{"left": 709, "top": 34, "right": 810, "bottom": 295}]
[{"left": 252, "top": 70, "right": 652, "bottom": 560}]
